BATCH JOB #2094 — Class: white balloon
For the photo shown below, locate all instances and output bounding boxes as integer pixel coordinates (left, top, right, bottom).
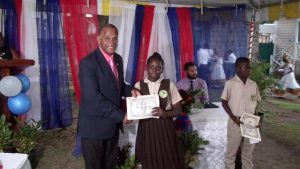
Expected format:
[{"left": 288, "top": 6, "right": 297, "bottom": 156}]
[{"left": 0, "top": 76, "right": 22, "bottom": 97}]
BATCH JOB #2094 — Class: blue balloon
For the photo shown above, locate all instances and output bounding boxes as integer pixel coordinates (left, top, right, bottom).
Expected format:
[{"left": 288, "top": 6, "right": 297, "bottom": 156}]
[
  {"left": 15, "top": 74, "right": 30, "bottom": 93},
  {"left": 8, "top": 94, "right": 32, "bottom": 115}
]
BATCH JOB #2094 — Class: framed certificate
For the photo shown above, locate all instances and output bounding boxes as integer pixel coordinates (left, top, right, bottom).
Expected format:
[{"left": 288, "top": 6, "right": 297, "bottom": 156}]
[
  {"left": 240, "top": 113, "right": 261, "bottom": 141},
  {"left": 126, "top": 94, "right": 160, "bottom": 120}
]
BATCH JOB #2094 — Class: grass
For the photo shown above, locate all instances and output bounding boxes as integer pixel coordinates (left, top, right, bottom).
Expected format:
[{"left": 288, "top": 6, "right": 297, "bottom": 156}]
[
  {"left": 260, "top": 99, "right": 300, "bottom": 149},
  {"left": 268, "top": 100, "right": 300, "bottom": 111},
  {"left": 265, "top": 123, "right": 300, "bottom": 148},
  {"left": 261, "top": 111, "right": 277, "bottom": 120}
]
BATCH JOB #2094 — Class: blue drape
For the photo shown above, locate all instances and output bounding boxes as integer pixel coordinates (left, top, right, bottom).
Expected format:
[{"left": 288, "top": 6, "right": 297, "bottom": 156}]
[
  {"left": 191, "top": 6, "right": 247, "bottom": 60},
  {"left": 191, "top": 8, "right": 211, "bottom": 65},
  {"left": 0, "top": 0, "right": 18, "bottom": 50},
  {"left": 36, "top": 0, "right": 72, "bottom": 129},
  {"left": 125, "top": 24, "right": 136, "bottom": 85},
  {"left": 167, "top": 7, "right": 181, "bottom": 81},
  {"left": 190, "top": 6, "right": 247, "bottom": 86},
  {"left": 127, "top": 5, "right": 144, "bottom": 85}
]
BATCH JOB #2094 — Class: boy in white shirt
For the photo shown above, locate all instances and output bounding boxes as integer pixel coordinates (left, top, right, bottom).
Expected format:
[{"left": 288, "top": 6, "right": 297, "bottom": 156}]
[{"left": 221, "top": 57, "right": 261, "bottom": 169}]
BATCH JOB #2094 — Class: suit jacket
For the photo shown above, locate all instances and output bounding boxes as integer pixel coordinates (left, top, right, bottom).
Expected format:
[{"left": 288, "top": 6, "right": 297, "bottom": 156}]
[{"left": 78, "top": 48, "right": 132, "bottom": 139}]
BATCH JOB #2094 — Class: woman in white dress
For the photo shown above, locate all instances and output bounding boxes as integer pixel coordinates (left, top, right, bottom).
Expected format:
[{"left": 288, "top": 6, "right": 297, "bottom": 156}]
[
  {"left": 279, "top": 55, "right": 300, "bottom": 89},
  {"left": 210, "top": 49, "right": 226, "bottom": 87}
]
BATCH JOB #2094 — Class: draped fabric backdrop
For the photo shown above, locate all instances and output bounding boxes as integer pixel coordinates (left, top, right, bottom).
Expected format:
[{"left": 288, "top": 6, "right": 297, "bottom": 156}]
[
  {"left": 0, "top": 0, "right": 19, "bottom": 50},
  {"left": 20, "top": 0, "right": 42, "bottom": 122},
  {"left": 135, "top": 5, "right": 154, "bottom": 82},
  {"left": 177, "top": 8, "right": 195, "bottom": 78},
  {"left": 109, "top": 2, "right": 136, "bottom": 77},
  {"left": 167, "top": 7, "right": 181, "bottom": 80},
  {"left": 36, "top": 0, "right": 72, "bottom": 129},
  {"left": 128, "top": 5, "right": 144, "bottom": 85},
  {"left": 0, "top": 1, "right": 248, "bottom": 129},
  {"left": 60, "top": 0, "right": 99, "bottom": 101},
  {"left": 147, "top": 6, "right": 176, "bottom": 82},
  {"left": 14, "top": 0, "right": 22, "bottom": 51},
  {"left": 191, "top": 6, "right": 247, "bottom": 61}
]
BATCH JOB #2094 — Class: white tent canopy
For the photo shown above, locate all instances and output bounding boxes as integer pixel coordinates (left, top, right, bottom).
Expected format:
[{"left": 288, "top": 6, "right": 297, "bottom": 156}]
[{"left": 130, "top": 0, "right": 298, "bottom": 8}]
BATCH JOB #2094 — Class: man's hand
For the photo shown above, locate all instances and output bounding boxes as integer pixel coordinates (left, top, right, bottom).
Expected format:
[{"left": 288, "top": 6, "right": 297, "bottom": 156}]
[{"left": 131, "top": 89, "right": 141, "bottom": 97}]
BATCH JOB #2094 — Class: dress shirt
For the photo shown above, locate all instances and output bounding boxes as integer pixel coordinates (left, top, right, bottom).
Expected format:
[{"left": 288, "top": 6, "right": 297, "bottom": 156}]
[
  {"left": 99, "top": 47, "right": 119, "bottom": 81},
  {"left": 176, "top": 77, "right": 209, "bottom": 103},
  {"left": 221, "top": 75, "right": 261, "bottom": 117},
  {"left": 197, "top": 48, "right": 213, "bottom": 65},
  {"left": 228, "top": 53, "right": 237, "bottom": 63}
]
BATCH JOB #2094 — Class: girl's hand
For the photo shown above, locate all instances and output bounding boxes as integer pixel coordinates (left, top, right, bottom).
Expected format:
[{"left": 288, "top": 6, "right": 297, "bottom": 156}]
[{"left": 151, "top": 107, "right": 164, "bottom": 117}]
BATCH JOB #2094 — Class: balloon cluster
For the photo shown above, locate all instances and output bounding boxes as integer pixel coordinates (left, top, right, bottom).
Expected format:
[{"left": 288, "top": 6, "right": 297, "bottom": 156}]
[{"left": 0, "top": 74, "right": 31, "bottom": 115}]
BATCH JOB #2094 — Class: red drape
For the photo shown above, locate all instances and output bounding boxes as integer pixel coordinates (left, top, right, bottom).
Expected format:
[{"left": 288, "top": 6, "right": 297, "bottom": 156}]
[
  {"left": 60, "top": 0, "right": 99, "bottom": 101},
  {"left": 177, "top": 8, "right": 194, "bottom": 78},
  {"left": 136, "top": 5, "right": 154, "bottom": 81}
]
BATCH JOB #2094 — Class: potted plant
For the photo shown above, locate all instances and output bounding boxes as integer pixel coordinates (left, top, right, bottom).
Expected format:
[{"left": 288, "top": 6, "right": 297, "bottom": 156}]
[
  {"left": 117, "top": 143, "right": 140, "bottom": 169},
  {"left": 117, "top": 156, "right": 139, "bottom": 169},
  {"left": 179, "top": 89, "right": 204, "bottom": 114},
  {"left": 0, "top": 114, "right": 12, "bottom": 152},
  {"left": 180, "top": 130, "right": 209, "bottom": 169},
  {"left": 13, "top": 118, "right": 41, "bottom": 167},
  {"left": 249, "top": 60, "right": 278, "bottom": 125},
  {"left": 250, "top": 60, "right": 277, "bottom": 99}
]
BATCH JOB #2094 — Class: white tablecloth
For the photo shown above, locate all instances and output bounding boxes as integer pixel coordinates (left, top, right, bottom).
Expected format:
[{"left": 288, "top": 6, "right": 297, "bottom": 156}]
[
  {"left": 190, "top": 102, "right": 228, "bottom": 169},
  {"left": 0, "top": 153, "right": 31, "bottom": 169},
  {"left": 119, "top": 102, "right": 228, "bottom": 169}
]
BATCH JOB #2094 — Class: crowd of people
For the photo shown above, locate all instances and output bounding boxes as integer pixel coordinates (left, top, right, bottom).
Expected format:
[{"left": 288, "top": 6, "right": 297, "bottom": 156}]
[
  {"left": 77, "top": 24, "right": 264, "bottom": 169},
  {"left": 197, "top": 44, "right": 237, "bottom": 88}
]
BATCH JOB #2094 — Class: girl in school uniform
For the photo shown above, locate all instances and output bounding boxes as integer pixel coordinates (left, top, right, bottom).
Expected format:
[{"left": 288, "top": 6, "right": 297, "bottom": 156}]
[{"left": 134, "top": 52, "right": 184, "bottom": 169}]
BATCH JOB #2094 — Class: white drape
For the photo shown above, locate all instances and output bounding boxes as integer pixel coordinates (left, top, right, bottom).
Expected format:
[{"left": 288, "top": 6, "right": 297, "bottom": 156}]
[
  {"left": 109, "top": 2, "right": 136, "bottom": 74},
  {"left": 20, "top": 0, "right": 41, "bottom": 122},
  {"left": 147, "top": 6, "right": 177, "bottom": 82}
]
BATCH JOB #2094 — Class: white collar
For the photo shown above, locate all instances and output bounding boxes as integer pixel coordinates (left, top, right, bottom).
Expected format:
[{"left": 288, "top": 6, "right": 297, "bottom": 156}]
[{"left": 144, "top": 77, "right": 164, "bottom": 83}]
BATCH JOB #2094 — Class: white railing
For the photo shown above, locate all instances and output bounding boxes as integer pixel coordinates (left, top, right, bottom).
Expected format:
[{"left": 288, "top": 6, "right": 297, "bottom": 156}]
[{"left": 270, "top": 42, "right": 300, "bottom": 73}]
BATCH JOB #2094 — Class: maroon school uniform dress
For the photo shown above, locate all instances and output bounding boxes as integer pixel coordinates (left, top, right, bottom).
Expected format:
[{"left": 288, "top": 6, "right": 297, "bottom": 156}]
[{"left": 135, "top": 79, "right": 184, "bottom": 169}]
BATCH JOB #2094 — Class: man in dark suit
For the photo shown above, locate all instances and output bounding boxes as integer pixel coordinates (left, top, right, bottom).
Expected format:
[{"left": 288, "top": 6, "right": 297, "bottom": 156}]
[{"left": 78, "top": 24, "right": 140, "bottom": 169}]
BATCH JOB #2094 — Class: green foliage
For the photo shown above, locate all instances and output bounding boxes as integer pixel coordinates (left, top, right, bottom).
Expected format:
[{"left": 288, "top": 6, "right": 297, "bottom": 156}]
[
  {"left": 250, "top": 61, "right": 277, "bottom": 99},
  {"left": 268, "top": 100, "right": 300, "bottom": 111},
  {"left": 182, "top": 89, "right": 204, "bottom": 114},
  {"left": 13, "top": 118, "right": 41, "bottom": 154},
  {"left": 117, "top": 143, "right": 140, "bottom": 169},
  {"left": 0, "top": 114, "right": 12, "bottom": 152},
  {"left": 117, "top": 143, "right": 132, "bottom": 167},
  {"left": 180, "top": 130, "right": 209, "bottom": 169},
  {"left": 117, "top": 156, "right": 139, "bottom": 169}
]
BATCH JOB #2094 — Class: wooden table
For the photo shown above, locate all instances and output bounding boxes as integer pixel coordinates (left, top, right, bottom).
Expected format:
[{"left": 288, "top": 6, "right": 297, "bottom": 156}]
[{"left": 0, "top": 59, "right": 35, "bottom": 121}]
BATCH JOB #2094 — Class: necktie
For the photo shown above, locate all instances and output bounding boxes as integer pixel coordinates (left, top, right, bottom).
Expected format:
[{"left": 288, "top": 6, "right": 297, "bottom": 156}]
[
  {"left": 109, "top": 57, "right": 119, "bottom": 82},
  {"left": 190, "top": 80, "right": 194, "bottom": 92}
]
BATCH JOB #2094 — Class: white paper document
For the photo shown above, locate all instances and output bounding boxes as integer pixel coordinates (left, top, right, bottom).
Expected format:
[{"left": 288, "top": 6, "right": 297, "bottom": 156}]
[
  {"left": 240, "top": 113, "right": 261, "bottom": 142},
  {"left": 126, "top": 94, "right": 160, "bottom": 120}
]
